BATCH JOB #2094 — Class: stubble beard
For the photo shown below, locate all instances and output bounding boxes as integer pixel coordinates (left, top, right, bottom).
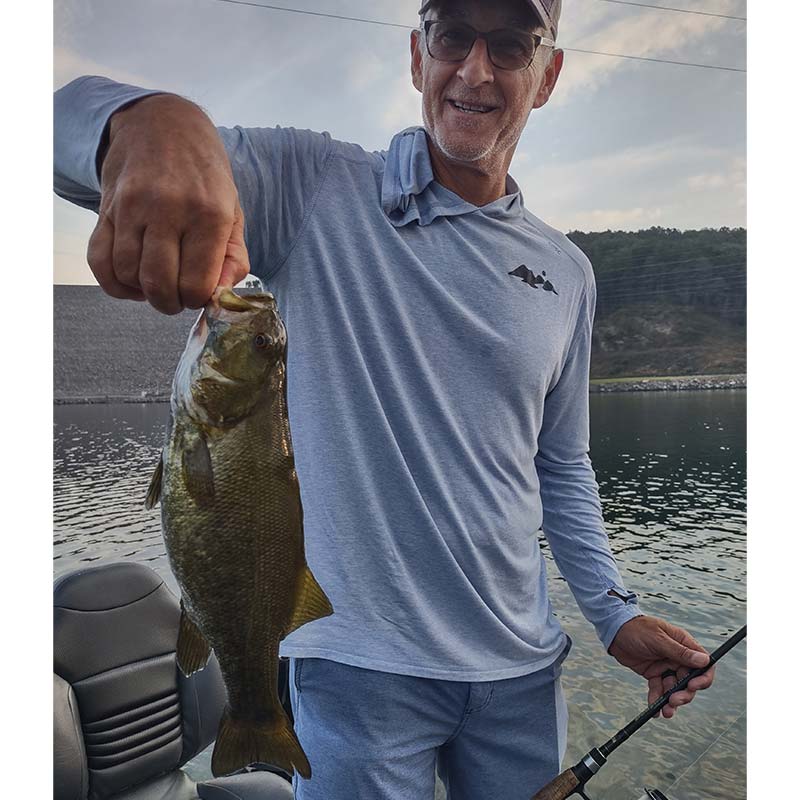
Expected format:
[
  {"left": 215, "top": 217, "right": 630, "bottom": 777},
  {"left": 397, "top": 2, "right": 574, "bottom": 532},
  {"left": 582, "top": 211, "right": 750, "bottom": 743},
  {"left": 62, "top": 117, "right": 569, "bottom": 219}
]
[
  {"left": 423, "top": 101, "right": 530, "bottom": 172},
  {"left": 423, "top": 104, "right": 496, "bottom": 164}
]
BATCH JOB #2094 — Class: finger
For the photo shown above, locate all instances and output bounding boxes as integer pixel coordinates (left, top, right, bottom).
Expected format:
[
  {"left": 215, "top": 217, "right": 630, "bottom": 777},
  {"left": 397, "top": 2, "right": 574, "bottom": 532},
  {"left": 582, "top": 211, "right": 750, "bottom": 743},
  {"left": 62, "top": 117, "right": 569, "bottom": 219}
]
[
  {"left": 218, "top": 200, "right": 251, "bottom": 289},
  {"left": 111, "top": 221, "right": 146, "bottom": 290},
  {"left": 643, "top": 661, "right": 680, "bottom": 680},
  {"left": 668, "top": 688, "right": 696, "bottom": 707},
  {"left": 87, "top": 213, "right": 145, "bottom": 301},
  {"left": 139, "top": 225, "right": 182, "bottom": 315},
  {"left": 179, "top": 222, "right": 230, "bottom": 309},
  {"left": 688, "top": 664, "right": 716, "bottom": 691},
  {"left": 647, "top": 676, "right": 664, "bottom": 706}
]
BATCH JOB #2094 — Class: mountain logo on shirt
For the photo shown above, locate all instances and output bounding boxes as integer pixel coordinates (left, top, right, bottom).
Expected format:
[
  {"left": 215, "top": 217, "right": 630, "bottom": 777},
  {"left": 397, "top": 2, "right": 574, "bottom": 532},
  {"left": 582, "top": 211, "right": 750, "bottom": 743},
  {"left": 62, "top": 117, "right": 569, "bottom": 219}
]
[{"left": 508, "top": 265, "right": 559, "bottom": 295}]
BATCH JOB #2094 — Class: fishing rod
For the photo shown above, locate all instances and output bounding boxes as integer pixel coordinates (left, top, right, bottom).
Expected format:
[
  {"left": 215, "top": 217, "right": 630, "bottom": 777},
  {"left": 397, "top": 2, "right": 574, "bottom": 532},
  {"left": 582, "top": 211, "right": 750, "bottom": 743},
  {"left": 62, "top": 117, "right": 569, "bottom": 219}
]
[{"left": 530, "top": 624, "right": 747, "bottom": 800}]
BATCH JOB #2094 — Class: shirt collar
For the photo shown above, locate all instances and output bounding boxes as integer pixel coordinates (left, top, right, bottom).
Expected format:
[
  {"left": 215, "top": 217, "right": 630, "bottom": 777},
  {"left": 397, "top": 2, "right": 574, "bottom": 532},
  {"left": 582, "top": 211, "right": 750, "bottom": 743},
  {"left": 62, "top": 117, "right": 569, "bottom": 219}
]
[{"left": 380, "top": 126, "right": 525, "bottom": 228}]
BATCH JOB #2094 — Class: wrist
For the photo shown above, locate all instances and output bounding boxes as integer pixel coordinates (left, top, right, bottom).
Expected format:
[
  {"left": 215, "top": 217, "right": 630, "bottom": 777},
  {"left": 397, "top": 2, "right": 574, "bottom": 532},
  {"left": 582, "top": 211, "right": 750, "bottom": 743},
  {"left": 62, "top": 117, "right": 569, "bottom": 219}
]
[
  {"left": 100, "top": 94, "right": 221, "bottom": 183},
  {"left": 108, "top": 93, "right": 202, "bottom": 140}
]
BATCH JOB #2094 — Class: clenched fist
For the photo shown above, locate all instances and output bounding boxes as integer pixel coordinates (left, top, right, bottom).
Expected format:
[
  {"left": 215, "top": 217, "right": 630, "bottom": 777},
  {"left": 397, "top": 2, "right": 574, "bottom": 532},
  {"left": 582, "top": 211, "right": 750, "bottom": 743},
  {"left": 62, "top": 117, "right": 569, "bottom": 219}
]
[{"left": 87, "top": 93, "right": 250, "bottom": 315}]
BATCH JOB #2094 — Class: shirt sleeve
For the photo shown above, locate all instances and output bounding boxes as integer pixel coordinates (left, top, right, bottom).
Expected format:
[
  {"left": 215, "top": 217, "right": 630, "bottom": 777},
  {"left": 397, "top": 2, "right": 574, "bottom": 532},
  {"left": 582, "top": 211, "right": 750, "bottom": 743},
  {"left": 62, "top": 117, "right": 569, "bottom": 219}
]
[
  {"left": 53, "top": 75, "right": 335, "bottom": 281},
  {"left": 534, "top": 274, "right": 644, "bottom": 651},
  {"left": 54, "top": 75, "right": 164, "bottom": 211}
]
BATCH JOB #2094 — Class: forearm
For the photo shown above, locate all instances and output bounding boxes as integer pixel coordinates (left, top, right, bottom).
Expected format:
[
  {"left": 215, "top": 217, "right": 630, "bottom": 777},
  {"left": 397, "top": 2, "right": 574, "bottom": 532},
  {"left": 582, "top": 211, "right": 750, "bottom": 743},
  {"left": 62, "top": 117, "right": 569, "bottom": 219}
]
[{"left": 537, "top": 453, "right": 643, "bottom": 650}]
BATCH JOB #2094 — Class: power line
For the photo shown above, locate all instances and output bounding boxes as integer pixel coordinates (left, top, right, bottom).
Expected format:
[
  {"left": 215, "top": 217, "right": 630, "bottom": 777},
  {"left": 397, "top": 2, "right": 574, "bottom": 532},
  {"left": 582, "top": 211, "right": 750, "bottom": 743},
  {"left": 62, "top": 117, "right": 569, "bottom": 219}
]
[
  {"left": 596, "top": 260, "right": 746, "bottom": 285},
  {"left": 597, "top": 264, "right": 747, "bottom": 287},
  {"left": 575, "top": 237, "right": 746, "bottom": 267},
  {"left": 598, "top": 276, "right": 747, "bottom": 303},
  {"left": 599, "top": 276, "right": 748, "bottom": 301},
  {"left": 597, "top": 287, "right": 747, "bottom": 307},
  {"left": 563, "top": 46, "right": 744, "bottom": 72},
  {"left": 595, "top": 256, "right": 745, "bottom": 276},
  {"left": 598, "top": 267, "right": 747, "bottom": 289},
  {"left": 208, "top": 0, "right": 746, "bottom": 73},
  {"left": 212, "top": 0, "right": 412, "bottom": 28},
  {"left": 597, "top": 0, "right": 746, "bottom": 22}
]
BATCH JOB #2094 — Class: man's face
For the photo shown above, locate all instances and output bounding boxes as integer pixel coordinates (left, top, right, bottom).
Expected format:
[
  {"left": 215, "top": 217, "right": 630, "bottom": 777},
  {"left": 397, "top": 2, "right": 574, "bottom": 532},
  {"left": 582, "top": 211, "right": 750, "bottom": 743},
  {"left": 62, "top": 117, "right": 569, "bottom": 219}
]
[{"left": 411, "top": 0, "right": 563, "bottom": 173}]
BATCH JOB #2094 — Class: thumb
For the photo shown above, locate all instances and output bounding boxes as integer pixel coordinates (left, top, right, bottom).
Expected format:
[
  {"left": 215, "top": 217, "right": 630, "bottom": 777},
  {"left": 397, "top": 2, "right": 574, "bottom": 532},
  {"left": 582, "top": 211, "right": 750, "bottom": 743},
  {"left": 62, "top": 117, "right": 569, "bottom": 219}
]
[
  {"left": 218, "top": 200, "right": 252, "bottom": 289},
  {"left": 660, "top": 626, "right": 710, "bottom": 669}
]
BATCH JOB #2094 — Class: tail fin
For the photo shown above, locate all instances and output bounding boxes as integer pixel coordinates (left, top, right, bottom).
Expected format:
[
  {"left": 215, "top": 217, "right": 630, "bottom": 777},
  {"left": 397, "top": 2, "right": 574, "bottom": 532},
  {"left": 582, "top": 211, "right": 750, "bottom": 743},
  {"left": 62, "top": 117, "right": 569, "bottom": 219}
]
[{"left": 211, "top": 705, "right": 311, "bottom": 779}]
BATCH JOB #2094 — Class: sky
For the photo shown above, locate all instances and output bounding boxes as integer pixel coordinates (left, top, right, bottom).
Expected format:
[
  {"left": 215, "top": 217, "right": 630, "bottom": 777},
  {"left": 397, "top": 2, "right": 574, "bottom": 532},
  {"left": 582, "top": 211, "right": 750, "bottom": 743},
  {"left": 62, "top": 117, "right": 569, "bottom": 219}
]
[{"left": 53, "top": 0, "right": 747, "bottom": 285}]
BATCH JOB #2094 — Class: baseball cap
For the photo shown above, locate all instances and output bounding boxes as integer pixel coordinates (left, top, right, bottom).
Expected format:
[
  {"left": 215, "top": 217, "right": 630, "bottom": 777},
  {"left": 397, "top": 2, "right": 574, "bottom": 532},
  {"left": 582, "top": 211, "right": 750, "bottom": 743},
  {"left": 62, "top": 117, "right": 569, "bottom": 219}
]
[{"left": 418, "top": 0, "right": 562, "bottom": 40}]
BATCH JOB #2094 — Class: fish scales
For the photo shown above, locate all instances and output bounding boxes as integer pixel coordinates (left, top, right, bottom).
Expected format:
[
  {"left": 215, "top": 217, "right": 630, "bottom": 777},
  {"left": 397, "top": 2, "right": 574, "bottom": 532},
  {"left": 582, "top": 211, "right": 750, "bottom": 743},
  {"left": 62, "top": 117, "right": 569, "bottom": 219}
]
[{"left": 147, "top": 288, "right": 333, "bottom": 779}]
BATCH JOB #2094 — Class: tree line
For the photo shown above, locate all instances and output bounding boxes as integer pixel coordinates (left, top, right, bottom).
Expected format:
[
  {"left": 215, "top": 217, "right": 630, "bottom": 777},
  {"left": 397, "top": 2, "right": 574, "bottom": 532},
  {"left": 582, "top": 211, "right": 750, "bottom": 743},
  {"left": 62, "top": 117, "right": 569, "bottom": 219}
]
[{"left": 567, "top": 227, "right": 746, "bottom": 326}]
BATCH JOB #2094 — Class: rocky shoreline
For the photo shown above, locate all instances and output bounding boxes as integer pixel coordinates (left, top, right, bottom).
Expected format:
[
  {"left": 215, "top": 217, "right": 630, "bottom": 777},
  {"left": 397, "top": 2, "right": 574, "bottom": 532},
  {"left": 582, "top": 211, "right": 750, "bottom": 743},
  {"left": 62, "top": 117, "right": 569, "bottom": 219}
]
[
  {"left": 54, "top": 393, "right": 173, "bottom": 405},
  {"left": 54, "top": 374, "right": 747, "bottom": 404},
  {"left": 589, "top": 373, "right": 746, "bottom": 393}
]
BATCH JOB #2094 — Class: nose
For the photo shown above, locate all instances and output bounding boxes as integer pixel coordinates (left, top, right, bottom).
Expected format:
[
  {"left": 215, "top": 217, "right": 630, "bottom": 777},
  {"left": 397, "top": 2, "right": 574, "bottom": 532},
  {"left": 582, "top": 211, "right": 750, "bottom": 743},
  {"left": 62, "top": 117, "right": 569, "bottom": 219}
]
[{"left": 456, "top": 36, "right": 494, "bottom": 88}]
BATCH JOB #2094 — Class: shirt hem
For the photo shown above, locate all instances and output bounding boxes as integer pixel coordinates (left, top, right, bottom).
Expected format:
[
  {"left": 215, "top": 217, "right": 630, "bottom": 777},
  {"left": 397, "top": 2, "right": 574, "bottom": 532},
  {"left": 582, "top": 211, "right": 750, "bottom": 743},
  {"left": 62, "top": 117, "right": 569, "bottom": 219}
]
[{"left": 279, "top": 632, "right": 570, "bottom": 682}]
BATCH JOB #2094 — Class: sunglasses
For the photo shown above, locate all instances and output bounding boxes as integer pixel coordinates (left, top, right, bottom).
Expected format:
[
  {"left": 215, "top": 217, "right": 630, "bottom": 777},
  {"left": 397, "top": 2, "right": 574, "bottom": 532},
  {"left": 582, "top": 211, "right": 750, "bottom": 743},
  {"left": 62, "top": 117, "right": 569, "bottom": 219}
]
[{"left": 422, "top": 20, "right": 555, "bottom": 72}]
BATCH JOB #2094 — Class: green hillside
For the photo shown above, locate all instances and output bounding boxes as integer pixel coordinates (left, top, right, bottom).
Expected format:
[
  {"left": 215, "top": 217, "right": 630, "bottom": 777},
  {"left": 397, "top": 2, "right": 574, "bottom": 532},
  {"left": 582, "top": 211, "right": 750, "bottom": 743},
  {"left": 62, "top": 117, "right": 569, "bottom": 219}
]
[{"left": 567, "top": 227, "right": 746, "bottom": 379}]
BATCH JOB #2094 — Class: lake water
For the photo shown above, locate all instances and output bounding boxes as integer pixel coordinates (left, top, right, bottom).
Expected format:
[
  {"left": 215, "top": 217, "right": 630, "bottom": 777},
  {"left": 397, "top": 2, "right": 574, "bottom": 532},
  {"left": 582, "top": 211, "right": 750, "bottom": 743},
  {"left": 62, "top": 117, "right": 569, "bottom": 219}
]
[{"left": 53, "top": 390, "right": 747, "bottom": 800}]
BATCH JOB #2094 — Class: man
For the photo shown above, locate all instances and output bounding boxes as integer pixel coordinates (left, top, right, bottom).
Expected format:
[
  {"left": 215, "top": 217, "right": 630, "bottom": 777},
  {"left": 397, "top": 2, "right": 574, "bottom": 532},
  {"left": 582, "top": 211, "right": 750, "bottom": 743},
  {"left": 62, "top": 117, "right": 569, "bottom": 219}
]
[{"left": 53, "top": 0, "right": 715, "bottom": 797}]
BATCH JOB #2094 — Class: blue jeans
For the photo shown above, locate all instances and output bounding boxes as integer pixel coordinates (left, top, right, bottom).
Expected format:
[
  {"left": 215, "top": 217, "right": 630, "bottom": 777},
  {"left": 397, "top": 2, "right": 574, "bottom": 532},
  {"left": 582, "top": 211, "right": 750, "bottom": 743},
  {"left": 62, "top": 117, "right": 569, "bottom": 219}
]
[{"left": 288, "top": 641, "right": 570, "bottom": 800}]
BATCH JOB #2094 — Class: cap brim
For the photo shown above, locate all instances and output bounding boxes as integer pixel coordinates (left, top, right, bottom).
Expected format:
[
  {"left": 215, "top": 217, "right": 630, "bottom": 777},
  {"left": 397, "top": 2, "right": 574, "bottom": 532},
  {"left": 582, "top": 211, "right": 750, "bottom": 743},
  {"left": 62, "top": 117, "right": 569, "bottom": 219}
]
[{"left": 418, "top": 1, "right": 555, "bottom": 38}]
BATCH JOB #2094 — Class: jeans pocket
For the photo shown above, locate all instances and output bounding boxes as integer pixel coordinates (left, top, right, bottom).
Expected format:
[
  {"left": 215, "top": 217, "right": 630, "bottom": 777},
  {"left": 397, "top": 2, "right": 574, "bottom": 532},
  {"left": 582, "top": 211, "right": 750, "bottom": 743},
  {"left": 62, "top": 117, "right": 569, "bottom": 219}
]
[{"left": 293, "top": 657, "right": 305, "bottom": 694}]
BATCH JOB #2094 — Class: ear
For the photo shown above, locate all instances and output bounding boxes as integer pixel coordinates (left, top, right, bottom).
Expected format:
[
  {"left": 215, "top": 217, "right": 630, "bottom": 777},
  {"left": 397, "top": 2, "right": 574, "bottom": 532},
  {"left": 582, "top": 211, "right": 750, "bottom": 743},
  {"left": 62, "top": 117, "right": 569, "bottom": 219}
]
[
  {"left": 411, "top": 28, "right": 424, "bottom": 93},
  {"left": 532, "top": 48, "right": 564, "bottom": 109}
]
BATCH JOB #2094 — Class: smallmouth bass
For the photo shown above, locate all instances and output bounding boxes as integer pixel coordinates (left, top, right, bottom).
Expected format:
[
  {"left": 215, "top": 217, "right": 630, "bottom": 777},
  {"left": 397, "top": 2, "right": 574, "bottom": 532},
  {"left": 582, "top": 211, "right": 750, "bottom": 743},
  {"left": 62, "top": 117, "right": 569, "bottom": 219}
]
[{"left": 146, "top": 287, "right": 333, "bottom": 778}]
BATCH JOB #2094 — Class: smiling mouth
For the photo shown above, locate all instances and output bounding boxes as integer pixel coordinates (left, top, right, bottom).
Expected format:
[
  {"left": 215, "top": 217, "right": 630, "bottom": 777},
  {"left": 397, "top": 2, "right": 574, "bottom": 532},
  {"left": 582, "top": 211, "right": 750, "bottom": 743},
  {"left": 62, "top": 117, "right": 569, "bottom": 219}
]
[{"left": 448, "top": 99, "right": 498, "bottom": 114}]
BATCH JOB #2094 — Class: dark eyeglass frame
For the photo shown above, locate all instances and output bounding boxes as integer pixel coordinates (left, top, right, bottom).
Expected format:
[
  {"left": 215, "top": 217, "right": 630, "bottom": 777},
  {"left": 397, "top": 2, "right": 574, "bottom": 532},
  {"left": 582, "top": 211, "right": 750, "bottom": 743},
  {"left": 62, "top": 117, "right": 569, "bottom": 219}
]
[{"left": 422, "top": 19, "right": 555, "bottom": 72}]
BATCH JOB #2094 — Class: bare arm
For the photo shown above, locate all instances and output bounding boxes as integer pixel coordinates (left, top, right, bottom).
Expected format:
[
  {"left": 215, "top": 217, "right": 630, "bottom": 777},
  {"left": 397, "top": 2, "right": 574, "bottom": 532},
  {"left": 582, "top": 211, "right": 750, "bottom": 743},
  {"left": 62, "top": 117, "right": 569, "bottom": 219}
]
[{"left": 88, "top": 94, "right": 250, "bottom": 314}]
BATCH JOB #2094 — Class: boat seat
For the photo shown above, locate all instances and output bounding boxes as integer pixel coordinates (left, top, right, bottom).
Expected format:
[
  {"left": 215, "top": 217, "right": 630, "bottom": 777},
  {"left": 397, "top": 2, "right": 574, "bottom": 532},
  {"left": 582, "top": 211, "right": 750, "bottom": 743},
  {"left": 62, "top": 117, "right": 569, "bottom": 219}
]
[{"left": 54, "top": 561, "right": 294, "bottom": 800}]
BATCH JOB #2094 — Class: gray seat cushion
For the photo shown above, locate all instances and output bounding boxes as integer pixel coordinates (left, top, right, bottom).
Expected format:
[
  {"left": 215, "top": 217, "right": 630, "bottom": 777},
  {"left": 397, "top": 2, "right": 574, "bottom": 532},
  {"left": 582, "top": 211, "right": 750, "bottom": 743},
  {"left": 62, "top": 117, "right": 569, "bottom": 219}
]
[
  {"left": 54, "top": 562, "right": 295, "bottom": 800},
  {"left": 54, "top": 563, "right": 225, "bottom": 799},
  {"left": 197, "top": 772, "right": 294, "bottom": 800}
]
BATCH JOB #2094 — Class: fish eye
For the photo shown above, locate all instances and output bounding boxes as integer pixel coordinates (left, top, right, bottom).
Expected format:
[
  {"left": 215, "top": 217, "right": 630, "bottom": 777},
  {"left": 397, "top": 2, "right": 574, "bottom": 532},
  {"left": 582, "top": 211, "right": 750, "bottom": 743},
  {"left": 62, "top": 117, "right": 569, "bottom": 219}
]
[{"left": 253, "top": 333, "right": 273, "bottom": 349}]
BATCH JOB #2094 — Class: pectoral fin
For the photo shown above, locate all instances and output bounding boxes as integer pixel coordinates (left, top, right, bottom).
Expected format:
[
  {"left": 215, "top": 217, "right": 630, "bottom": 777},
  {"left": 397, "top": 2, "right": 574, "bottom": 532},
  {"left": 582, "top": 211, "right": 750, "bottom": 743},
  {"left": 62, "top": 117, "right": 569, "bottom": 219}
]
[
  {"left": 176, "top": 600, "right": 212, "bottom": 676},
  {"left": 285, "top": 565, "right": 334, "bottom": 637},
  {"left": 182, "top": 434, "right": 215, "bottom": 507},
  {"left": 144, "top": 455, "right": 163, "bottom": 510}
]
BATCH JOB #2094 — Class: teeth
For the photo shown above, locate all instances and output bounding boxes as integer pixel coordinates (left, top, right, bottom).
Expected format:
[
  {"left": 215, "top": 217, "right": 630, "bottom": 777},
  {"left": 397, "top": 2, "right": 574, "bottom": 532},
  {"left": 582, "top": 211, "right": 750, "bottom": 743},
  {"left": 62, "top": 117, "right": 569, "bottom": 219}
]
[{"left": 453, "top": 101, "right": 491, "bottom": 113}]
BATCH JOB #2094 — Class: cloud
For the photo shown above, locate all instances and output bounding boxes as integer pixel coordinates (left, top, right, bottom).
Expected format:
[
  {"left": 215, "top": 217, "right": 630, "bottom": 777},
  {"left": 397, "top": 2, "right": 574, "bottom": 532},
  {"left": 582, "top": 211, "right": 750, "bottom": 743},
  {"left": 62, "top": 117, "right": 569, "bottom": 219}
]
[
  {"left": 550, "top": 0, "right": 744, "bottom": 103},
  {"left": 54, "top": 44, "right": 153, "bottom": 90},
  {"left": 687, "top": 155, "right": 746, "bottom": 194},
  {"left": 567, "top": 206, "right": 664, "bottom": 231},
  {"left": 380, "top": 73, "right": 423, "bottom": 137},
  {"left": 512, "top": 136, "right": 742, "bottom": 230}
]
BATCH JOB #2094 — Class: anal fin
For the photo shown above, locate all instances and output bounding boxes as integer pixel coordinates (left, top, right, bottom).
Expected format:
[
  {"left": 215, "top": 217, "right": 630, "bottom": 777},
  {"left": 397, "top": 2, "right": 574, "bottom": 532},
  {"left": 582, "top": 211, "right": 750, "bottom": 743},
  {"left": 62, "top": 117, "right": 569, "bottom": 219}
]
[
  {"left": 176, "top": 600, "right": 212, "bottom": 676},
  {"left": 285, "top": 565, "right": 334, "bottom": 637}
]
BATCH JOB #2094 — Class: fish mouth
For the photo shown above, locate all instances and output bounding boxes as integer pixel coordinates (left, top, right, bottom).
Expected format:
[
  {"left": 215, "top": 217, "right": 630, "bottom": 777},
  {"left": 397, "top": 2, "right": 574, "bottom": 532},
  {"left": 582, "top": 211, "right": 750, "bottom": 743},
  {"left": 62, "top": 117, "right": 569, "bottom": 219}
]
[{"left": 206, "top": 287, "right": 276, "bottom": 325}]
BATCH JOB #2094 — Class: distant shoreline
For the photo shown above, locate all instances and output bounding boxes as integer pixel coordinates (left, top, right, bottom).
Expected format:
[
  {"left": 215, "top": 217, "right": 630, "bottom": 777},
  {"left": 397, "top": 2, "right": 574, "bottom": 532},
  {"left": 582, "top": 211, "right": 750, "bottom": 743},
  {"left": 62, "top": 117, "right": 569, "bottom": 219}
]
[
  {"left": 589, "top": 373, "right": 746, "bottom": 393},
  {"left": 54, "top": 393, "right": 172, "bottom": 405},
  {"left": 54, "top": 374, "right": 746, "bottom": 405}
]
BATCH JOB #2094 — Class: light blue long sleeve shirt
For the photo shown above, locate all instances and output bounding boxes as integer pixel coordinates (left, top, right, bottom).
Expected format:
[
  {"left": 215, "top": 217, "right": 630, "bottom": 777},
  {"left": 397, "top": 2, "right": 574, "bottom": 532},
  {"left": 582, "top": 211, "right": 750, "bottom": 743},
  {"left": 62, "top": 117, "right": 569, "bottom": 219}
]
[{"left": 54, "top": 76, "right": 643, "bottom": 681}]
